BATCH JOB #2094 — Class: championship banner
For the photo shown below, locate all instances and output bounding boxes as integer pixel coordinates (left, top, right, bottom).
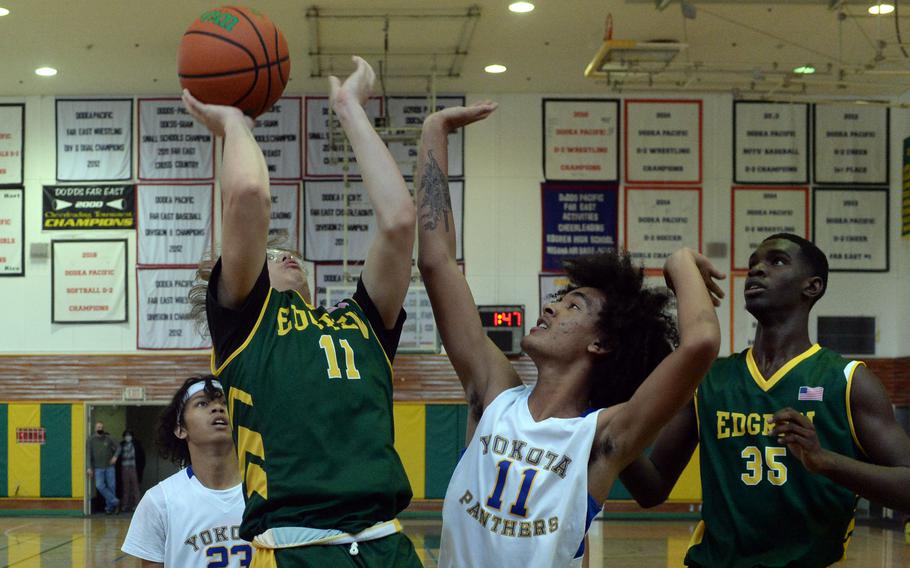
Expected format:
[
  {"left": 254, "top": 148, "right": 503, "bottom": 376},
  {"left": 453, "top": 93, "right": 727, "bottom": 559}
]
[
  {"left": 51, "top": 239, "right": 128, "bottom": 323},
  {"left": 731, "top": 186, "right": 808, "bottom": 271},
  {"left": 813, "top": 104, "right": 888, "bottom": 185},
  {"left": 138, "top": 98, "right": 215, "bottom": 181},
  {"left": 0, "top": 187, "right": 24, "bottom": 276},
  {"left": 541, "top": 182, "right": 618, "bottom": 272},
  {"left": 624, "top": 186, "right": 701, "bottom": 271},
  {"left": 624, "top": 99, "right": 702, "bottom": 184},
  {"left": 903, "top": 137, "right": 910, "bottom": 238},
  {"left": 543, "top": 98, "right": 619, "bottom": 181},
  {"left": 730, "top": 273, "right": 757, "bottom": 354},
  {"left": 0, "top": 104, "right": 25, "bottom": 186},
  {"left": 42, "top": 184, "right": 135, "bottom": 231},
  {"left": 734, "top": 102, "right": 808, "bottom": 184},
  {"left": 314, "top": 262, "right": 442, "bottom": 353},
  {"left": 56, "top": 99, "right": 132, "bottom": 181},
  {"left": 137, "top": 267, "right": 210, "bottom": 350},
  {"left": 812, "top": 187, "right": 888, "bottom": 272},
  {"left": 386, "top": 96, "right": 465, "bottom": 178},
  {"left": 269, "top": 183, "right": 300, "bottom": 251},
  {"left": 304, "top": 180, "right": 464, "bottom": 261},
  {"left": 253, "top": 97, "right": 302, "bottom": 180},
  {"left": 304, "top": 96, "right": 382, "bottom": 178},
  {"left": 136, "top": 184, "right": 214, "bottom": 267}
]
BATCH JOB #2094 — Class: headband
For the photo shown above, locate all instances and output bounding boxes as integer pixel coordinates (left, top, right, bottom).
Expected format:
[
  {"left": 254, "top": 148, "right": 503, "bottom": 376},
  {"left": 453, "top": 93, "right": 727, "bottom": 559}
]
[{"left": 182, "top": 379, "right": 223, "bottom": 404}]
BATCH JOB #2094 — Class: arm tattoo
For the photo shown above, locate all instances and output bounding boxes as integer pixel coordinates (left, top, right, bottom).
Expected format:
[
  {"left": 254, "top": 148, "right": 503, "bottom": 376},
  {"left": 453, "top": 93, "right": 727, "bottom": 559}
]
[{"left": 418, "top": 150, "right": 452, "bottom": 232}]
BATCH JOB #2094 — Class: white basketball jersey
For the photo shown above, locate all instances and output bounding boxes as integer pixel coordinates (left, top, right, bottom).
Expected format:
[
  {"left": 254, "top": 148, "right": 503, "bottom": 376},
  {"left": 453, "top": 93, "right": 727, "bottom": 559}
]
[
  {"left": 440, "top": 385, "right": 602, "bottom": 568},
  {"left": 122, "top": 467, "right": 250, "bottom": 567}
]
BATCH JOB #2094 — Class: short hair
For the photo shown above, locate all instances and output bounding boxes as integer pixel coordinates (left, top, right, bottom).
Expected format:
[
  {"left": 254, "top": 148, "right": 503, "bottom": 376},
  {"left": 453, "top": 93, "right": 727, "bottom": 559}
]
[
  {"left": 762, "top": 233, "right": 828, "bottom": 302},
  {"left": 562, "top": 250, "right": 679, "bottom": 410},
  {"left": 156, "top": 375, "right": 224, "bottom": 466}
]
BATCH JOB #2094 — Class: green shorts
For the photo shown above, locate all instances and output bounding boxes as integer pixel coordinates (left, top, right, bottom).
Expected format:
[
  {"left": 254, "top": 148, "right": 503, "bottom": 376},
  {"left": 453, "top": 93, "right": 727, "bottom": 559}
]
[{"left": 251, "top": 532, "right": 423, "bottom": 568}]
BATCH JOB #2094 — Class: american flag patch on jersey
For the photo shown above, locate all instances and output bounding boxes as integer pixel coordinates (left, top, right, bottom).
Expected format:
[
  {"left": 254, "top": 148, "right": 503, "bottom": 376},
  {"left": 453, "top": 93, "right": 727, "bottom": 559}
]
[{"left": 798, "top": 386, "right": 824, "bottom": 401}]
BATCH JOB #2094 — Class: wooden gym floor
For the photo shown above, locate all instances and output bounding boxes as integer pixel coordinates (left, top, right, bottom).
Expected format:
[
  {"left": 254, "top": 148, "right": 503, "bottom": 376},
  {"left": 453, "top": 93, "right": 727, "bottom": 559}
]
[{"left": 0, "top": 516, "right": 906, "bottom": 567}]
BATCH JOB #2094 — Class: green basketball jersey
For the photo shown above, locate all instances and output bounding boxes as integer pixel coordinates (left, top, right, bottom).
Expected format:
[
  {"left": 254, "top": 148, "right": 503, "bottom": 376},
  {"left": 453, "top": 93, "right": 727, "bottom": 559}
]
[
  {"left": 686, "top": 344, "right": 865, "bottom": 568},
  {"left": 212, "top": 287, "right": 412, "bottom": 540}
]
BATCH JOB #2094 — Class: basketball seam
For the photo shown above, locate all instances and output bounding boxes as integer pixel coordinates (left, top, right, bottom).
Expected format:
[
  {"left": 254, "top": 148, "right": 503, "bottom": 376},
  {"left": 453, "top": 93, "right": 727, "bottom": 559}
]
[
  {"left": 178, "top": 56, "right": 290, "bottom": 79},
  {"left": 181, "top": 30, "right": 257, "bottom": 69},
  {"left": 227, "top": 7, "right": 272, "bottom": 117},
  {"left": 180, "top": 29, "right": 260, "bottom": 111},
  {"left": 274, "top": 26, "right": 287, "bottom": 88}
]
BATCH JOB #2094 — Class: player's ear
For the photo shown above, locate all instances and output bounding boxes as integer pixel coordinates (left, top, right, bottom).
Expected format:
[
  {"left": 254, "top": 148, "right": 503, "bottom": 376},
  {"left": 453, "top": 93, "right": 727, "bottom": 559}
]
[
  {"left": 803, "top": 276, "right": 824, "bottom": 302},
  {"left": 588, "top": 338, "right": 610, "bottom": 356},
  {"left": 174, "top": 423, "right": 188, "bottom": 440}
]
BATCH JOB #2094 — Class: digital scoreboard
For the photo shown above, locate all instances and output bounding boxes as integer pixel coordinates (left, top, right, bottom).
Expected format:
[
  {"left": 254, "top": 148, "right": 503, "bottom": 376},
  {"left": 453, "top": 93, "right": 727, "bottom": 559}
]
[{"left": 477, "top": 305, "right": 525, "bottom": 356}]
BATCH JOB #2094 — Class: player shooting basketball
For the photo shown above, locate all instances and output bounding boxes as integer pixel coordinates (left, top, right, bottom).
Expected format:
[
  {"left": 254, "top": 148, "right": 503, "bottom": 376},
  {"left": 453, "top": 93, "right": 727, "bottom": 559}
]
[{"left": 184, "top": 56, "right": 422, "bottom": 567}]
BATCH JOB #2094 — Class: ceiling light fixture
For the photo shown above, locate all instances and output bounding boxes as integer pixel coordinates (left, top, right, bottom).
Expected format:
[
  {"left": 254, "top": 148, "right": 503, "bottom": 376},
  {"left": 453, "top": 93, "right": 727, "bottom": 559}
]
[
  {"left": 793, "top": 65, "right": 816, "bottom": 75},
  {"left": 508, "top": 2, "right": 535, "bottom": 13},
  {"left": 484, "top": 64, "right": 507, "bottom": 74},
  {"left": 868, "top": 3, "right": 895, "bottom": 15},
  {"left": 0, "top": 7, "right": 9, "bottom": 16},
  {"left": 35, "top": 67, "right": 58, "bottom": 77}
]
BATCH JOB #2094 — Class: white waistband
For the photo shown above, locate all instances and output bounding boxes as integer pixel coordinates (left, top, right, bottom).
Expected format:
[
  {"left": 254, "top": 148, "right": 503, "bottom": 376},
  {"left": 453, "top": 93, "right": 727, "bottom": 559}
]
[{"left": 252, "top": 519, "right": 402, "bottom": 549}]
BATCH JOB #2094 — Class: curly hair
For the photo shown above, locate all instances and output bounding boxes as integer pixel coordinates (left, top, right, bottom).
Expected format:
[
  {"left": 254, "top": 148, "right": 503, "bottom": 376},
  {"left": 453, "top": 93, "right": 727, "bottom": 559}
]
[
  {"left": 562, "top": 250, "right": 679, "bottom": 410},
  {"left": 156, "top": 375, "right": 225, "bottom": 466}
]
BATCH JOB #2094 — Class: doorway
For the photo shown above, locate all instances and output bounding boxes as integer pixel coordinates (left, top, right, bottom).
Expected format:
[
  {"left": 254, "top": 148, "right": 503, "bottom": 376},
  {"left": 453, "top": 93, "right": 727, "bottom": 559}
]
[{"left": 84, "top": 403, "right": 180, "bottom": 515}]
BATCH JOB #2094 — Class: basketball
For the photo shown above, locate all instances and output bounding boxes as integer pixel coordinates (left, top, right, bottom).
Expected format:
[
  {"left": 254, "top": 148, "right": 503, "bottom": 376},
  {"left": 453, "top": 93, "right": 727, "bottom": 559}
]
[{"left": 177, "top": 6, "right": 290, "bottom": 118}]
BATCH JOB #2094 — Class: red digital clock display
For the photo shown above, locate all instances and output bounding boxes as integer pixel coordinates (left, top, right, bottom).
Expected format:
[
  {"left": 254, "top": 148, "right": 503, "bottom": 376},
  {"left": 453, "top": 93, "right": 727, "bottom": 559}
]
[{"left": 479, "top": 308, "right": 523, "bottom": 328}]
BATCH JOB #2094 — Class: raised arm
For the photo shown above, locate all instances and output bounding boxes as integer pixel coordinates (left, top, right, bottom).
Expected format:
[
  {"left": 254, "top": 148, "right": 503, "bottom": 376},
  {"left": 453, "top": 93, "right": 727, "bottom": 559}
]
[
  {"left": 771, "top": 365, "right": 910, "bottom": 511},
  {"left": 415, "top": 103, "right": 520, "bottom": 424},
  {"left": 329, "top": 57, "right": 416, "bottom": 327},
  {"left": 182, "top": 90, "right": 268, "bottom": 309},
  {"left": 618, "top": 402, "right": 699, "bottom": 508},
  {"left": 590, "top": 249, "right": 722, "bottom": 500}
]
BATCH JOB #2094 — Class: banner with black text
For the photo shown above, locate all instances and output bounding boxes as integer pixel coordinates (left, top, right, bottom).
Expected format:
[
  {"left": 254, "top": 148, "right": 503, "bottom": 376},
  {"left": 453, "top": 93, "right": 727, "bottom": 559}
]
[
  {"left": 304, "top": 96, "right": 382, "bottom": 178},
  {"left": 138, "top": 98, "right": 214, "bottom": 181},
  {"left": 734, "top": 102, "right": 808, "bottom": 184},
  {"left": 137, "top": 267, "right": 210, "bottom": 349},
  {"left": 56, "top": 99, "right": 132, "bottom": 181},
  {"left": 386, "top": 96, "right": 465, "bottom": 178},
  {"left": 731, "top": 186, "right": 808, "bottom": 271},
  {"left": 813, "top": 104, "right": 888, "bottom": 185},
  {"left": 136, "top": 184, "right": 214, "bottom": 266},
  {"left": 269, "top": 183, "right": 300, "bottom": 251},
  {"left": 812, "top": 187, "right": 888, "bottom": 272},
  {"left": 253, "top": 97, "right": 302, "bottom": 180},
  {"left": 304, "top": 180, "right": 463, "bottom": 261},
  {"left": 624, "top": 186, "right": 701, "bottom": 271}
]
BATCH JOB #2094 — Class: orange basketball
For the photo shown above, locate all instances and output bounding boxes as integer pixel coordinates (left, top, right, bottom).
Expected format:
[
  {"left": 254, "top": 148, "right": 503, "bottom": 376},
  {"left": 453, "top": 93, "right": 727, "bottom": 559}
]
[{"left": 177, "top": 6, "right": 290, "bottom": 118}]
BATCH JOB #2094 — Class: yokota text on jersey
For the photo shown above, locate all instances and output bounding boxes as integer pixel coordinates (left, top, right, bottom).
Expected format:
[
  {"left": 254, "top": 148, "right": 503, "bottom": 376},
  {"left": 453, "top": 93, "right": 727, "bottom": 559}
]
[{"left": 452, "top": 432, "right": 573, "bottom": 540}]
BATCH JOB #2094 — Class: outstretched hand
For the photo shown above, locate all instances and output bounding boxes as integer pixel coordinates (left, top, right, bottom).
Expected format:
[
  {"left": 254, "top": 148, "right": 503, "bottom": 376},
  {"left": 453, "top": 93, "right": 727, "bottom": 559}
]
[
  {"left": 664, "top": 248, "right": 725, "bottom": 307},
  {"left": 181, "top": 89, "right": 253, "bottom": 137},
  {"left": 329, "top": 56, "right": 375, "bottom": 110},
  {"left": 425, "top": 101, "right": 498, "bottom": 134}
]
